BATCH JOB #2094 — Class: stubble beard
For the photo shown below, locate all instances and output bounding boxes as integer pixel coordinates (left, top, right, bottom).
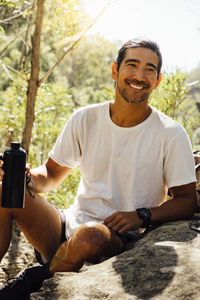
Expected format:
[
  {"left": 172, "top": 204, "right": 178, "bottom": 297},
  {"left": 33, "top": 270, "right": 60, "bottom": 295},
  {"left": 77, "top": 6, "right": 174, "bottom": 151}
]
[{"left": 116, "top": 81, "right": 150, "bottom": 104}]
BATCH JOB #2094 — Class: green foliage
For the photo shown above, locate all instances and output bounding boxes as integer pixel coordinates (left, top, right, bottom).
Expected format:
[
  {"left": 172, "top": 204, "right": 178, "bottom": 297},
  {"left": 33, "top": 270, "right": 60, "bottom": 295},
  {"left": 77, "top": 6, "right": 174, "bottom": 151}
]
[
  {"left": 0, "top": 82, "right": 26, "bottom": 150},
  {"left": 186, "top": 64, "right": 200, "bottom": 105},
  {"left": 0, "top": 0, "right": 199, "bottom": 209},
  {"left": 29, "top": 82, "right": 75, "bottom": 166},
  {"left": 43, "top": 0, "right": 89, "bottom": 39},
  {"left": 0, "top": 0, "right": 26, "bottom": 10},
  {"left": 186, "top": 66, "right": 200, "bottom": 150},
  {"left": 0, "top": 26, "right": 5, "bottom": 33},
  {"left": 0, "top": 0, "right": 90, "bottom": 86},
  {"left": 0, "top": 0, "right": 25, "bottom": 7},
  {"left": 28, "top": 82, "right": 83, "bottom": 208},
  {"left": 47, "top": 166, "right": 81, "bottom": 209},
  {"left": 150, "top": 70, "right": 188, "bottom": 117},
  {"left": 59, "top": 36, "right": 116, "bottom": 106},
  {"left": 192, "top": 127, "right": 200, "bottom": 150},
  {"left": 150, "top": 70, "right": 199, "bottom": 141},
  {"left": 0, "top": 0, "right": 92, "bottom": 208},
  {"left": 0, "top": 0, "right": 31, "bottom": 33}
]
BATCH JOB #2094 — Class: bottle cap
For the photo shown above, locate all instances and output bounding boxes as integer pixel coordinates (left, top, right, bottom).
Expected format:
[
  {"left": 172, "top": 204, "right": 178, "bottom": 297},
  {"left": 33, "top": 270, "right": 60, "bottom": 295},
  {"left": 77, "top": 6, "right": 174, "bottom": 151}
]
[{"left": 11, "top": 142, "right": 21, "bottom": 149}]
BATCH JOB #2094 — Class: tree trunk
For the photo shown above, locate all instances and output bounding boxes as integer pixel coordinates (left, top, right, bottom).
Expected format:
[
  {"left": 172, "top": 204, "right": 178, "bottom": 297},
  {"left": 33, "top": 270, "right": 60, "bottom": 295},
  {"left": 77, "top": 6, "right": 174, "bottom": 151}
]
[
  {"left": 21, "top": 0, "right": 44, "bottom": 153},
  {"left": 21, "top": 0, "right": 110, "bottom": 154}
]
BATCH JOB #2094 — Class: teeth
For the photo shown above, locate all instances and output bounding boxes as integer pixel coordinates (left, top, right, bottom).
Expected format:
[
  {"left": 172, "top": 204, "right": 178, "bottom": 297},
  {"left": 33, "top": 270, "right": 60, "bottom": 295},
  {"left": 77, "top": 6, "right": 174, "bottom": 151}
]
[{"left": 130, "top": 84, "right": 143, "bottom": 90}]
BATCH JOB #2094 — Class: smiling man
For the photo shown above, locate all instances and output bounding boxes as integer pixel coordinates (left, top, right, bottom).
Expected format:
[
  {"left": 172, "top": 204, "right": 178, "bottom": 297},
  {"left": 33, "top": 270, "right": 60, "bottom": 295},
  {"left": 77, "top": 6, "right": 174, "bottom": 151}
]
[
  {"left": 114, "top": 47, "right": 161, "bottom": 104},
  {"left": 0, "top": 38, "right": 197, "bottom": 299}
]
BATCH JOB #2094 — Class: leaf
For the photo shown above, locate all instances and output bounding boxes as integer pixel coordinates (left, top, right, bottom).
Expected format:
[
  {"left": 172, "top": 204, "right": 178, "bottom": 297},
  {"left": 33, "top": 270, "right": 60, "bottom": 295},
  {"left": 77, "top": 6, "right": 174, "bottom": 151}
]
[{"left": 0, "top": 26, "right": 5, "bottom": 33}]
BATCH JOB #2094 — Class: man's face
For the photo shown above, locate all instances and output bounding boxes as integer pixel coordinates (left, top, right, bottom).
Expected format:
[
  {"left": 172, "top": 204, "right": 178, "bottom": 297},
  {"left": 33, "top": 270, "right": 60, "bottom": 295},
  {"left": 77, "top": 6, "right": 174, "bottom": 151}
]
[{"left": 112, "top": 47, "right": 162, "bottom": 104}]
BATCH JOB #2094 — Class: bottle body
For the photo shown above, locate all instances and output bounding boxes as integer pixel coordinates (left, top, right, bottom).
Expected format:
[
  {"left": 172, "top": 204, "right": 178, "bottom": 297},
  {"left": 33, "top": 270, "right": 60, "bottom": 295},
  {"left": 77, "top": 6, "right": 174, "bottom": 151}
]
[{"left": 1, "top": 142, "right": 26, "bottom": 208}]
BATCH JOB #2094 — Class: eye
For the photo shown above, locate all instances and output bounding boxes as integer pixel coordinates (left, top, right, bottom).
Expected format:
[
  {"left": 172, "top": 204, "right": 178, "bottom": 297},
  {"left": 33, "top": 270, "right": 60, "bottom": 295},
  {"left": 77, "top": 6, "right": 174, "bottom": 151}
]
[
  {"left": 146, "top": 68, "right": 154, "bottom": 72},
  {"left": 128, "top": 63, "right": 137, "bottom": 68}
]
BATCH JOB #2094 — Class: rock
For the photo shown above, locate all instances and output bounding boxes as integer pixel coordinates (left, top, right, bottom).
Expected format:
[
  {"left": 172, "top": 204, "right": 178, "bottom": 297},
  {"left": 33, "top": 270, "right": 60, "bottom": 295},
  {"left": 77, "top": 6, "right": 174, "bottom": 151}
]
[{"left": 30, "top": 219, "right": 200, "bottom": 300}]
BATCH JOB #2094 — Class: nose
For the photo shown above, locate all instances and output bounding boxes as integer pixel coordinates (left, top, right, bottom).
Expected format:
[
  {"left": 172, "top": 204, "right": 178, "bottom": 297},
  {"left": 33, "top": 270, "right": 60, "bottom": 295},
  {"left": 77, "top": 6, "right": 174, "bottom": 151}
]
[{"left": 134, "top": 67, "right": 145, "bottom": 81}]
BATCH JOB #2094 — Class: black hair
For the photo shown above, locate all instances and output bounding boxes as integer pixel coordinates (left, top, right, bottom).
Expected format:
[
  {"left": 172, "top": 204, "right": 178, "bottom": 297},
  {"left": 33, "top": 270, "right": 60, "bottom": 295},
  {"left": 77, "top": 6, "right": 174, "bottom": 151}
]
[{"left": 116, "top": 38, "right": 162, "bottom": 79}]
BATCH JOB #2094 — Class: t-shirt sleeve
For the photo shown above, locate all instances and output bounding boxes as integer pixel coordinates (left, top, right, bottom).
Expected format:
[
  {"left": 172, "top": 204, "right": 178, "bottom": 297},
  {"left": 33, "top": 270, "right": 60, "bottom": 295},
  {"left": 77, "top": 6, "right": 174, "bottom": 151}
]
[
  {"left": 163, "top": 129, "right": 196, "bottom": 188},
  {"left": 49, "top": 112, "right": 81, "bottom": 168}
]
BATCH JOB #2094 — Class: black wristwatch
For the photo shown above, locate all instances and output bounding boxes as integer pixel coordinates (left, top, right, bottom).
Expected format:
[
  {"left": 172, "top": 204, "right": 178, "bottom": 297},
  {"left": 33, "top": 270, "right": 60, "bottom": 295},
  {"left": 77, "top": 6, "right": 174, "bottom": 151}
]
[{"left": 136, "top": 208, "right": 152, "bottom": 228}]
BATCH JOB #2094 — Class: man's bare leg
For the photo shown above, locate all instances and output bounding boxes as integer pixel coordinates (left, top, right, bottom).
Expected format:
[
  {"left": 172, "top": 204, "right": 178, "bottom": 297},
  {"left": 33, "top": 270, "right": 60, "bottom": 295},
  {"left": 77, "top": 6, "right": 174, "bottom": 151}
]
[
  {"left": 1, "top": 180, "right": 124, "bottom": 277},
  {"left": 50, "top": 222, "right": 124, "bottom": 274},
  {"left": 0, "top": 183, "right": 62, "bottom": 263}
]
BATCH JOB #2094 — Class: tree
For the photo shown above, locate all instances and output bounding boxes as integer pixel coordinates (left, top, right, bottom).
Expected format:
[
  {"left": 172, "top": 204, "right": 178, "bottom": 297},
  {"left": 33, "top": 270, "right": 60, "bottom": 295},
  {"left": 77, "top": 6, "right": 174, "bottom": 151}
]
[
  {"left": 186, "top": 65, "right": 200, "bottom": 149},
  {"left": 23, "top": 0, "right": 111, "bottom": 153},
  {"left": 150, "top": 70, "right": 199, "bottom": 142},
  {"left": 60, "top": 36, "right": 116, "bottom": 107},
  {"left": 1, "top": 0, "right": 112, "bottom": 153},
  {"left": 21, "top": 0, "right": 44, "bottom": 153}
]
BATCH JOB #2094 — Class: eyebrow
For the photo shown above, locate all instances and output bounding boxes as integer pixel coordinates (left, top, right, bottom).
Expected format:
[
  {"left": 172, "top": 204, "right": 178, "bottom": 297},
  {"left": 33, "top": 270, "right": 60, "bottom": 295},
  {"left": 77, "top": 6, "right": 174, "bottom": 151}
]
[{"left": 124, "top": 59, "right": 157, "bottom": 71}]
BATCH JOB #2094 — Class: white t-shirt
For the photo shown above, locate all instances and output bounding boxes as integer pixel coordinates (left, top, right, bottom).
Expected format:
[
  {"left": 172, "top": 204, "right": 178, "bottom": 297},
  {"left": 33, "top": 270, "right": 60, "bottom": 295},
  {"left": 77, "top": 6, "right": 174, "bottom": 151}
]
[{"left": 49, "top": 101, "right": 196, "bottom": 238}]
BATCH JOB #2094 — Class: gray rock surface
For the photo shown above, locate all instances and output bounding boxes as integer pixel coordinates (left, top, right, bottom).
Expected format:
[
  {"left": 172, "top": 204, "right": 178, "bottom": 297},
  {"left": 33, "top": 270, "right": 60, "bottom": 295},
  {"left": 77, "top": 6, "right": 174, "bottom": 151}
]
[{"left": 30, "top": 219, "right": 200, "bottom": 300}]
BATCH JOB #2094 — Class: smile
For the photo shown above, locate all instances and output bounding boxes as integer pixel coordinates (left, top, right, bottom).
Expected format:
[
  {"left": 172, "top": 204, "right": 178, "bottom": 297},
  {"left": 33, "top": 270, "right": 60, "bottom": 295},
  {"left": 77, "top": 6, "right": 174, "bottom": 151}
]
[{"left": 129, "top": 84, "right": 143, "bottom": 90}]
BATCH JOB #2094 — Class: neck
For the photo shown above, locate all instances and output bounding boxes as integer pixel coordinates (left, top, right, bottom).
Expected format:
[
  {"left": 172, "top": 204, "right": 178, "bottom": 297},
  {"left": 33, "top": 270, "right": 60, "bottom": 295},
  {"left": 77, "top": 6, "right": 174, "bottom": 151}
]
[{"left": 110, "top": 98, "right": 152, "bottom": 128}]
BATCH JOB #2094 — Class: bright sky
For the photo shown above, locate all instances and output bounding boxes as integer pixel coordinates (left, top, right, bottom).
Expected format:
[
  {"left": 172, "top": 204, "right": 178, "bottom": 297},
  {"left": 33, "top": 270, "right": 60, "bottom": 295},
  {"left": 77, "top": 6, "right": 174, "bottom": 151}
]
[{"left": 81, "top": 0, "right": 200, "bottom": 73}]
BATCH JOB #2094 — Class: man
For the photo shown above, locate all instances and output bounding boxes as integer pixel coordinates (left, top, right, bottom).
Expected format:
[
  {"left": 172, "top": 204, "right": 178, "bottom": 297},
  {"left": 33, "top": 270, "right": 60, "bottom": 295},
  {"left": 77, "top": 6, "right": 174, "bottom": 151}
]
[{"left": 0, "top": 38, "right": 197, "bottom": 299}]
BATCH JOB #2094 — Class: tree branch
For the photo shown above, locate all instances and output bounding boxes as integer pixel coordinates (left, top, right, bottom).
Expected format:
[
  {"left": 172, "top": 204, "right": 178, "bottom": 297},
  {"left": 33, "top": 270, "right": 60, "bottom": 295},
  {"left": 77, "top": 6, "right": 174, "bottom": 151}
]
[
  {"left": 3, "top": 62, "right": 26, "bottom": 79},
  {"left": 0, "top": 61, "right": 27, "bottom": 90},
  {"left": 38, "top": 0, "right": 112, "bottom": 87},
  {"left": 0, "top": 6, "right": 33, "bottom": 24},
  {"left": 0, "top": 28, "right": 27, "bottom": 57}
]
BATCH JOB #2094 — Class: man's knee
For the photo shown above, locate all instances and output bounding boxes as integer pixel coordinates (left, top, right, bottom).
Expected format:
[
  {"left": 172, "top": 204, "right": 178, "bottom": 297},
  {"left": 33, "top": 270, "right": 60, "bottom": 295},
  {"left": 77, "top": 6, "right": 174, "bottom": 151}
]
[
  {"left": 49, "top": 222, "right": 112, "bottom": 273},
  {"left": 71, "top": 222, "right": 112, "bottom": 262},
  {"left": 50, "top": 221, "right": 125, "bottom": 274}
]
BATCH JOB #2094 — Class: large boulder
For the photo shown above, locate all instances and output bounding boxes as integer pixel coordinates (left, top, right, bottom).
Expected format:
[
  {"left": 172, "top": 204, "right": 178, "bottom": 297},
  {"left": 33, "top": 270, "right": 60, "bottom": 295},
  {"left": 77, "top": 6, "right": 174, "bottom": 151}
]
[{"left": 30, "top": 219, "right": 200, "bottom": 300}]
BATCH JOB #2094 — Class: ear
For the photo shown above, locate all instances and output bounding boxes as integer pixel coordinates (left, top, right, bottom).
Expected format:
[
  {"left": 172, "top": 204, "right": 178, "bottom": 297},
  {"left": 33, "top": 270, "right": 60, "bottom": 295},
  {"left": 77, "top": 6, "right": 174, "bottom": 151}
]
[
  {"left": 154, "top": 73, "right": 162, "bottom": 89},
  {"left": 111, "top": 61, "right": 118, "bottom": 81}
]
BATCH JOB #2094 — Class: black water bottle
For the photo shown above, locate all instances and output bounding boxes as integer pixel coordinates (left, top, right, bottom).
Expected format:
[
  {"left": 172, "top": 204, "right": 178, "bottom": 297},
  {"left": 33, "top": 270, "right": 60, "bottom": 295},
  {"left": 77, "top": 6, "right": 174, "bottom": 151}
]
[{"left": 1, "top": 142, "right": 26, "bottom": 208}]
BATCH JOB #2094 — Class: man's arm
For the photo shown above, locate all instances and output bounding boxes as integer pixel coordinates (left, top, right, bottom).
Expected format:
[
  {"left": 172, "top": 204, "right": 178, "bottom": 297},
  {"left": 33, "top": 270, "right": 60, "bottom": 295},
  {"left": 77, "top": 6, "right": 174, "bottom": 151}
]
[
  {"left": 104, "top": 182, "right": 197, "bottom": 234},
  {"left": 29, "top": 157, "right": 72, "bottom": 194},
  {"left": 150, "top": 182, "right": 197, "bottom": 224}
]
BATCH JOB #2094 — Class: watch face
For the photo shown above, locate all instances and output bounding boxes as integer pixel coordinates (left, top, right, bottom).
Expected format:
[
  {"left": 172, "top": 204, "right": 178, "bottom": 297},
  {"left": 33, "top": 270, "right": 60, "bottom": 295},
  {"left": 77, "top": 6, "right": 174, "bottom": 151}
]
[
  {"left": 136, "top": 208, "right": 151, "bottom": 228},
  {"left": 140, "top": 209, "right": 151, "bottom": 219}
]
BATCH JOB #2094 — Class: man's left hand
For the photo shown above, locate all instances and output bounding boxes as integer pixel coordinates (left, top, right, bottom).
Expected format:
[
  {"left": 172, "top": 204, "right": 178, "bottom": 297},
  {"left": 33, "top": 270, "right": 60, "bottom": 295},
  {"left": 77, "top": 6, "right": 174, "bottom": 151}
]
[{"left": 103, "top": 211, "right": 143, "bottom": 234}]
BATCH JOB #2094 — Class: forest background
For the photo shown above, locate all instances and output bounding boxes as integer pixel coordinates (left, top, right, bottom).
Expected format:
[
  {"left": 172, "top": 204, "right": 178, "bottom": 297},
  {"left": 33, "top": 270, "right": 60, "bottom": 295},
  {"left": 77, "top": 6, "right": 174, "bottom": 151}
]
[{"left": 0, "top": 0, "right": 200, "bottom": 209}]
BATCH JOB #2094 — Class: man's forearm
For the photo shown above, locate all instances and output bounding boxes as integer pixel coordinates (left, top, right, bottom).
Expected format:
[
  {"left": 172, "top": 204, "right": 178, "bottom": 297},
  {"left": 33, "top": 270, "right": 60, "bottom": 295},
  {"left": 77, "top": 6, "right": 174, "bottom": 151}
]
[
  {"left": 150, "top": 196, "right": 197, "bottom": 225},
  {"left": 28, "top": 158, "right": 72, "bottom": 194},
  {"left": 104, "top": 183, "right": 197, "bottom": 234},
  {"left": 29, "top": 165, "right": 56, "bottom": 194},
  {"left": 150, "top": 183, "right": 197, "bottom": 225}
]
